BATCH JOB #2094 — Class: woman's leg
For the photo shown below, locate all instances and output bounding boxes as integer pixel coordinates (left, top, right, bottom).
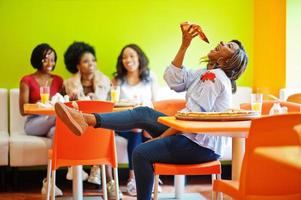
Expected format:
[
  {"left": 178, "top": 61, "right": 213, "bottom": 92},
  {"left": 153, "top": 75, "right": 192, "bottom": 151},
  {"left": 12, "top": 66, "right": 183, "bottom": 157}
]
[
  {"left": 117, "top": 130, "right": 143, "bottom": 170},
  {"left": 24, "top": 115, "right": 56, "bottom": 137},
  {"left": 94, "top": 107, "right": 169, "bottom": 138},
  {"left": 132, "top": 135, "right": 220, "bottom": 200},
  {"left": 46, "top": 126, "right": 56, "bottom": 138}
]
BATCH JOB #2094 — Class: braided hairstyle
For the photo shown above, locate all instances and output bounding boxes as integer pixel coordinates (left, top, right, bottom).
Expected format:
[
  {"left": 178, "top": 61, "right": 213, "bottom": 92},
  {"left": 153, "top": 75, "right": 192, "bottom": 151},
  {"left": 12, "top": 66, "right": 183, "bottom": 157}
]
[{"left": 222, "top": 40, "right": 248, "bottom": 93}]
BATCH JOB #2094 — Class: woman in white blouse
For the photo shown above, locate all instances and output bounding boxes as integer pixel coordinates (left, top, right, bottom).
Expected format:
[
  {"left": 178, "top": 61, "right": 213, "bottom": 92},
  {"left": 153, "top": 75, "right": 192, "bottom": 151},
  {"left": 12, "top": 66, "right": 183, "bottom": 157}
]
[{"left": 111, "top": 44, "right": 157, "bottom": 196}]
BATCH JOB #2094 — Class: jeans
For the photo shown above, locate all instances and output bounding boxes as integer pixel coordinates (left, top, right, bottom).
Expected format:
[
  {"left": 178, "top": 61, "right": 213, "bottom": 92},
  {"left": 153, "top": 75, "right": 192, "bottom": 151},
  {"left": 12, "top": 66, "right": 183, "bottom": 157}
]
[
  {"left": 24, "top": 115, "right": 56, "bottom": 138},
  {"left": 94, "top": 107, "right": 220, "bottom": 200},
  {"left": 116, "top": 130, "right": 143, "bottom": 170}
]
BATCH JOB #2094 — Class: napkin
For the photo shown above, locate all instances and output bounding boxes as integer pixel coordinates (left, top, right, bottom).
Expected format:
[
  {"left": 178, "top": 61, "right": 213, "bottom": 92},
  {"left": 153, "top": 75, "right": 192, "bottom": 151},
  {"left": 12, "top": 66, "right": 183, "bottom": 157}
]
[{"left": 37, "top": 93, "right": 69, "bottom": 108}]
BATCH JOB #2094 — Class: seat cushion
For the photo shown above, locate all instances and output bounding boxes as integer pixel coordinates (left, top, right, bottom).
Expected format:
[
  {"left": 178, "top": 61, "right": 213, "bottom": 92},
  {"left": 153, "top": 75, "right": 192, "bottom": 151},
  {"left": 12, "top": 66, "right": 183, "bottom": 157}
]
[
  {"left": 10, "top": 134, "right": 52, "bottom": 166},
  {"left": 0, "top": 131, "right": 9, "bottom": 166},
  {"left": 115, "top": 135, "right": 129, "bottom": 164},
  {"left": 154, "top": 160, "right": 221, "bottom": 175}
]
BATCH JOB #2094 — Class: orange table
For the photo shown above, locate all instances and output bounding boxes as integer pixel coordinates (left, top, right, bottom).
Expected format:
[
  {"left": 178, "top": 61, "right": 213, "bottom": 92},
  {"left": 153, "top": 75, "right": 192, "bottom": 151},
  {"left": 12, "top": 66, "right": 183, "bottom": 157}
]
[
  {"left": 158, "top": 116, "right": 251, "bottom": 180},
  {"left": 24, "top": 103, "right": 133, "bottom": 115},
  {"left": 255, "top": 146, "right": 301, "bottom": 172}
]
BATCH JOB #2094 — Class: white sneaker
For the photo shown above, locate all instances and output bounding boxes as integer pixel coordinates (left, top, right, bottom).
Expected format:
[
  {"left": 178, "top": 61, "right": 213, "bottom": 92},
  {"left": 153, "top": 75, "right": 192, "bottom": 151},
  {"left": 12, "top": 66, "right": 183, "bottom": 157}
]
[
  {"left": 126, "top": 178, "right": 137, "bottom": 196},
  {"left": 107, "top": 180, "right": 123, "bottom": 199},
  {"left": 88, "top": 166, "right": 101, "bottom": 185},
  {"left": 41, "top": 178, "right": 63, "bottom": 197},
  {"left": 66, "top": 167, "right": 89, "bottom": 181}
]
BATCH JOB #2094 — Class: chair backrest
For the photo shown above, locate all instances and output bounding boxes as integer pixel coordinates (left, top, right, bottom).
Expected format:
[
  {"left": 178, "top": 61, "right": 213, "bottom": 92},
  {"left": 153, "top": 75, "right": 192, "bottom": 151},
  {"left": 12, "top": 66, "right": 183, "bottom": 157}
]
[
  {"left": 0, "top": 88, "right": 8, "bottom": 133},
  {"left": 287, "top": 93, "right": 301, "bottom": 104},
  {"left": 232, "top": 86, "right": 252, "bottom": 108},
  {"left": 240, "top": 100, "right": 300, "bottom": 115},
  {"left": 9, "top": 88, "right": 26, "bottom": 134},
  {"left": 52, "top": 100, "right": 117, "bottom": 170},
  {"left": 239, "top": 114, "right": 301, "bottom": 196},
  {"left": 156, "top": 86, "right": 186, "bottom": 101},
  {"left": 279, "top": 88, "right": 301, "bottom": 101},
  {"left": 153, "top": 99, "right": 186, "bottom": 116}
]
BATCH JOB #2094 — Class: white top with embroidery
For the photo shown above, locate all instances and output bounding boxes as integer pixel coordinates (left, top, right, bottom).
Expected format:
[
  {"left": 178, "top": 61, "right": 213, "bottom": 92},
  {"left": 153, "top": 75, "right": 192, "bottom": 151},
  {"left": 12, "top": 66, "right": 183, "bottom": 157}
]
[
  {"left": 119, "top": 72, "right": 157, "bottom": 107},
  {"left": 164, "top": 64, "right": 232, "bottom": 157}
]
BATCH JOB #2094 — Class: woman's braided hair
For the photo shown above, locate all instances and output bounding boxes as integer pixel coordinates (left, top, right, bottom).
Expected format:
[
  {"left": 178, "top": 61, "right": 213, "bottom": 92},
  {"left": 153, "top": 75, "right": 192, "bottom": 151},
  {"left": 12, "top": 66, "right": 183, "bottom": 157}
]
[{"left": 222, "top": 40, "right": 248, "bottom": 93}]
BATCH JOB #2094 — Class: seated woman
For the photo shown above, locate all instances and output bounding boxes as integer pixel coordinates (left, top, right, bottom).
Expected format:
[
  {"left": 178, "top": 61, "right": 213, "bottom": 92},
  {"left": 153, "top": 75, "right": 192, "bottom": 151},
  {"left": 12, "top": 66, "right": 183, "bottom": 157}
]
[
  {"left": 19, "top": 43, "right": 63, "bottom": 196},
  {"left": 63, "top": 41, "right": 110, "bottom": 101},
  {"left": 62, "top": 41, "right": 122, "bottom": 199},
  {"left": 55, "top": 23, "right": 248, "bottom": 200},
  {"left": 112, "top": 44, "right": 157, "bottom": 196}
]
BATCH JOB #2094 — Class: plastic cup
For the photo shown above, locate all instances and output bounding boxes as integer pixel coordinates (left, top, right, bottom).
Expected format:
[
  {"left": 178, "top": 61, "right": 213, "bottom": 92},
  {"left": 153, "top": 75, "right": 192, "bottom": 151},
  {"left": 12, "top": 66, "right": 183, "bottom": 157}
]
[
  {"left": 110, "top": 86, "right": 120, "bottom": 103},
  {"left": 251, "top": 93, "right": 263, "bottom": 114},
  {"left": 40, "top": 86, "right": 50, "bottom": 104}
]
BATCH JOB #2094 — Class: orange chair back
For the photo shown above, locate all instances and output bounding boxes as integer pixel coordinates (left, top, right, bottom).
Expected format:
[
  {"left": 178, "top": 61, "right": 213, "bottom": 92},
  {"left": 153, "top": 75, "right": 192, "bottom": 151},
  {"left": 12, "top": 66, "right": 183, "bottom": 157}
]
[
  {"left": 153, "top": 99, "right": 186, "bottom": 116},
  {"left": 287, "top": 93, "right": 301, "bottom": 104},
  {"left": 240, "top": 100, "right": 300, "bottom": 115},
  {"left": 51, "top": 101, "right": 117, "bottom": 170},
  {"left": 239, "top": 114, "right": 301, "bottom": 196}
]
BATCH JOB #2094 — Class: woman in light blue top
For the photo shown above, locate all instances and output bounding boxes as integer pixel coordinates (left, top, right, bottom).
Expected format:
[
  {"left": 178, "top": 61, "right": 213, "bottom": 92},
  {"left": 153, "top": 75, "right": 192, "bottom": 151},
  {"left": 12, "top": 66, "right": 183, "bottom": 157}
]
[{"left": 54, "top": 23, "right": 248, "bottom": 200}]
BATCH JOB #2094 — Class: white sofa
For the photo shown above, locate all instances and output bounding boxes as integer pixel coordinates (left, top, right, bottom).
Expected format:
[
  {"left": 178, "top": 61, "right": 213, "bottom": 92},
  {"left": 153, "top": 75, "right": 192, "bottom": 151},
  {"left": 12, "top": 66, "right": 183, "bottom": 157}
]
[
  {"left": 9, "top": 88, "right": 129, "bottom": 166},
  {"left": 0, "top": 89, "right": 9, "bottom": 166},
  {"left": 9, "top": 89, "right": 52, "bottom": 166},
  {"left": 279, "top": 88, "right": 301, "bottom": 101}
]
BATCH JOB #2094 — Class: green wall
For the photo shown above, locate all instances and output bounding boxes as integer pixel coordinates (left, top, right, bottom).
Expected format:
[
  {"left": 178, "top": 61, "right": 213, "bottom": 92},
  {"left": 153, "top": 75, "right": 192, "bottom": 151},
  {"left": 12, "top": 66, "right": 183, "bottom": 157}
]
[{"left": 0, "top": 0, "right": 253, "bottom": 88}]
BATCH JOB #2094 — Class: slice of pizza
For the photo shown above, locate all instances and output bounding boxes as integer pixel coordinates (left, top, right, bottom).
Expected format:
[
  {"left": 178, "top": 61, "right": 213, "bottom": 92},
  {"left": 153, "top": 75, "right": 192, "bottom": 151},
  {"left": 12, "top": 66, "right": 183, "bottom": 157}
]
[{"left": 180, "top": 22, "right": 209, "bottom": 43}]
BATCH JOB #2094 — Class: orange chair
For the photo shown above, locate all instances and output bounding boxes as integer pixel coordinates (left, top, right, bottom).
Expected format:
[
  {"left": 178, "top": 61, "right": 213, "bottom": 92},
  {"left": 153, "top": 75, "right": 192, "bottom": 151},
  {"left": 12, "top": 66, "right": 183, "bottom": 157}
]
[
  {"left": 213, "top": 113, "right": 301, "bottom": 199},
  {"left": 293, "top": 124, "right": 301, "bottom": 144},
  {"left": 287, "top": 93, "right": 301, "bottom": 104},
  {"left": 46, "top": 101, "right": 119, "bottom": 200},
  {"left": 153, "top": 99, "right": 186, "bottom": 116},
  {"left": 152, "top": 99, "right": 222, "bottom": 200},
  {"left": 240, "top": 100, "right": 300, "bottom": 115}
]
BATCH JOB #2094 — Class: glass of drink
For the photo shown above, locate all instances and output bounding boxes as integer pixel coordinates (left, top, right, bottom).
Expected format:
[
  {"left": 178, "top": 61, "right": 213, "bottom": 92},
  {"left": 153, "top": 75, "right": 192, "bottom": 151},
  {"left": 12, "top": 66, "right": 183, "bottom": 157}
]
[
  {"left": 110, "top": 86, "right": 120, "bottom": 103},
  {"left": 251, "top": 93, "right": 263, "bottom": 114},
  {"left": 40, "top": 86, "right": 50, "bottom": 104}
]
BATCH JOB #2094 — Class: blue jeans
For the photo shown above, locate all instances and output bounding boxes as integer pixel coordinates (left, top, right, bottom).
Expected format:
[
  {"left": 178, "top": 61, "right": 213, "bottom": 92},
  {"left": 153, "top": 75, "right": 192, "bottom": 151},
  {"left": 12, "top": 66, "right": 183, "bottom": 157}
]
[
  {"left": 116, "top": 130, "right": 143, "bottom": 170},
  {"left": 94, "top": 107, "right": 220, "bottom": 200}
]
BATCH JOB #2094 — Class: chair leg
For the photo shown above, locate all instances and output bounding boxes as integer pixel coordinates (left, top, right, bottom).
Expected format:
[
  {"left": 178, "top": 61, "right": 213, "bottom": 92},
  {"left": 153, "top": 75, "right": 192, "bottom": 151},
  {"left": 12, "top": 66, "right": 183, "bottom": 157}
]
[
  {"left": 153, "top": 175, "right": 159, "bottom": 200},
  {"left": 211, "top": 174, "right": 217, "bottom": 200},
  {"left": 46, "top": 159, "right": 52, "bottom": 200},
  {"left": 101, "top": 165, "right": 108, "bottom": 200},
  {"left": 216, "top": 174, "right": 223, "bottom": 200},
  {"left": 113, "top": 167, "right": 120, "bottom": 200},
  {"left": 51, "top": 170, "right": 56, "bottom": 200}
]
